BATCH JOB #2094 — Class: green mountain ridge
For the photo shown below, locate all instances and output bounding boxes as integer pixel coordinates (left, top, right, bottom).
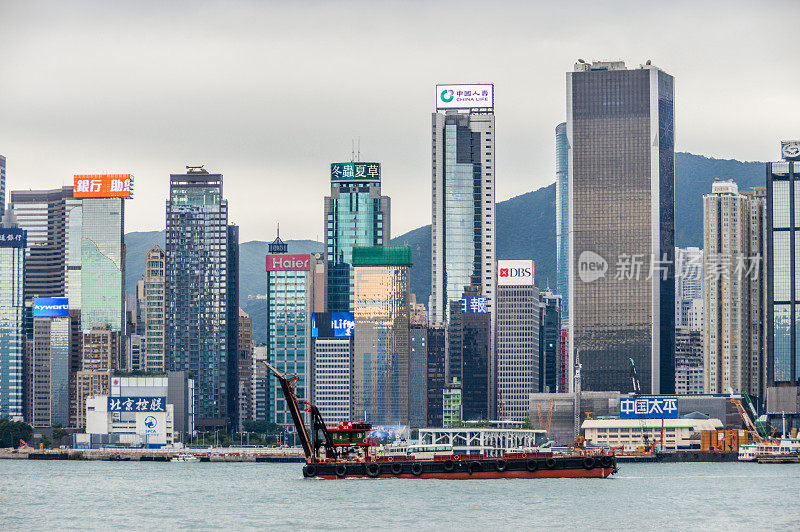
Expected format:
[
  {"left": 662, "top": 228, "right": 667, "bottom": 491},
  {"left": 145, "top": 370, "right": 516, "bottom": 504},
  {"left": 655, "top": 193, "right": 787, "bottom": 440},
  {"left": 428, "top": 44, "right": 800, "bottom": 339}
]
[{"left": 124, "top": 152, "right": 767, "bottom": 342}]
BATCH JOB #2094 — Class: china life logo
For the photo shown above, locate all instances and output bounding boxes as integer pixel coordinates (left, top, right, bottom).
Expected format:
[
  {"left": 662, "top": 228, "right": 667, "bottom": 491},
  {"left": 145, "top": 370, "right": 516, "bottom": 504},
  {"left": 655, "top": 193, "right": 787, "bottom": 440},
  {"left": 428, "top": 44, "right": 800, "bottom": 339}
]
[
  {"left": 578, "top": 251, "right": 607, "bottom": 283},
  {"left": 440, "top": 89, "right": 454, "bottom": 103}
]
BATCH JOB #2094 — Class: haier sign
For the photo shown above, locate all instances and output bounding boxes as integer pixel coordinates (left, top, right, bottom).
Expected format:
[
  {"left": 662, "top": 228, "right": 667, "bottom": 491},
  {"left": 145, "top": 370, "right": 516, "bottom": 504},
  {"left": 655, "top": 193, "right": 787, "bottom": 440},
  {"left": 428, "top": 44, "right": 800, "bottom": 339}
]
[
  {"left": 32, "top": 297, "right": 69, "bottom": 317},
  {"left": 498, "top": 260, "right": 535, "bottom": 286},
  {"left": 266, "top": 254, "right": 311, "bottom": 271}
]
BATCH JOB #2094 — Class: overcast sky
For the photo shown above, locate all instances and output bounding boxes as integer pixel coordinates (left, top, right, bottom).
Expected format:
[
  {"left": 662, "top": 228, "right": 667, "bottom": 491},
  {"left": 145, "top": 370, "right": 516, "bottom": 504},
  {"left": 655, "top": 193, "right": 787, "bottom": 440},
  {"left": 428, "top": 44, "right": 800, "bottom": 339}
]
[{"left": 1, "top": 0, "right": 798, "bottom": 242}]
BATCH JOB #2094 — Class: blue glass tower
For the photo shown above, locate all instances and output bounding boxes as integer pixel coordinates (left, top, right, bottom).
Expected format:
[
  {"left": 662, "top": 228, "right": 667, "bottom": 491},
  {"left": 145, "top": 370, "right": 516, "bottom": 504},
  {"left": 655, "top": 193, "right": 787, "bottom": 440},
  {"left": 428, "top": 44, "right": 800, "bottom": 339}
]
[
  {"left": 324, "top": 162, "right": 390, "bottom": 313},
  {"left": 555, "top": 122, "right": 569, "bottom": 323},
  {"left": 0, "top": 217, "right": 25, "bottom": 419}
]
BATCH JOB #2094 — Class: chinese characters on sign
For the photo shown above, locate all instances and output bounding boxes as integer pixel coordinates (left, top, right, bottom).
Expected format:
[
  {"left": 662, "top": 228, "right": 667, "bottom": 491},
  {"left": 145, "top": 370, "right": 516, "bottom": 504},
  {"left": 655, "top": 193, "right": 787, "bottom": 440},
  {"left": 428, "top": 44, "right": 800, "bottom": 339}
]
[
  {"left": 107, "top": 396, "right": 167, "bottom": 413},
  {"left": 462, "top": 295, "right": 488, "bottom": 314},
  {"left": 73, "top": 174, "right": 133, "bottom": 198},
  {"left": 330, "top": 162, "right": 381, "bottom": 181},
  {"left": 436, "top": 84, "right": 494, "bottom": 110},
  {"left": 619, "top": 398, "right": 679, "bottom": 419},
  {"left": 0, "top": 228, "right": 26, "bottom": 248}
]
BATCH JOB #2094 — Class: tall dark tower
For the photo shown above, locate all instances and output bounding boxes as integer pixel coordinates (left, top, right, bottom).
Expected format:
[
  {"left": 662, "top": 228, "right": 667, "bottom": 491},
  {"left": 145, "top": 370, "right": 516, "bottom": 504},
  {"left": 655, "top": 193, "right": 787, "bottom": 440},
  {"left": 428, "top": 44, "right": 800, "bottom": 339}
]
[{"left": 567, "top": 60, "right": 675, "bottom": 394}]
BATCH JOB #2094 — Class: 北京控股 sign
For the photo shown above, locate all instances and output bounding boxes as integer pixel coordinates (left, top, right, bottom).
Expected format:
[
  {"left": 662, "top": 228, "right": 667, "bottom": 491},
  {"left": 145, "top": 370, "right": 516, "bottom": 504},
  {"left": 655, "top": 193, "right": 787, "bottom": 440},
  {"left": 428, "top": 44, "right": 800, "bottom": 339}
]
[
  {"left": 73, "top": 174, "right": 133, "bottom": 198},
  {"left": 266, "top": 254, "right": 311, "bottom": 271}
]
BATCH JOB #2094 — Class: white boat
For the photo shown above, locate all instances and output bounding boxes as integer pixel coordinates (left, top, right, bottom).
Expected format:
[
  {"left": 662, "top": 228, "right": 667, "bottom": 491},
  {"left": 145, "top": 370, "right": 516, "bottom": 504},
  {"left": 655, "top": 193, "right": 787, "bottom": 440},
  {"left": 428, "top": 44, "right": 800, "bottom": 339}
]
[
  {"left": 738, "top": 439, "right": 800, "bottom": 461},
  {"left": 171, "top": 453, "right": 200, "bottom": 462}
]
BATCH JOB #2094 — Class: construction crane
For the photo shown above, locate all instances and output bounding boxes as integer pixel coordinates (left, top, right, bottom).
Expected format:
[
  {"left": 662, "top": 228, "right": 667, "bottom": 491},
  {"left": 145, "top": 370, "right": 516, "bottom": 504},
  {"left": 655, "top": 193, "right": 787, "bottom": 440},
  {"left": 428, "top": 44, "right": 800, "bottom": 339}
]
[
  {"left": 536, "top": 398, "right": 554, "bottom": 435},
  {"left": 629, "top": 358, "right": 641, "bottom": 393},
  {"left": 730, "top": 393, "right": 765, "bottom": 443}
]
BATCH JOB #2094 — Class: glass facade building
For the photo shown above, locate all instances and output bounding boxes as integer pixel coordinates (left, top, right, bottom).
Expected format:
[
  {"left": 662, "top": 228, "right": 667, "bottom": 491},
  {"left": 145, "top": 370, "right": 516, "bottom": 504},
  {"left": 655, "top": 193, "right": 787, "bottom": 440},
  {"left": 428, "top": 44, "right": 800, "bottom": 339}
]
[
  {"left": 555, "top": 122, "right": 569, "bottom": 323},
  {"left": 352, "top": 246, "right": 412, "bottom": 425},
  {"left": 426, "top": 327, "right": 445, "bottom": 427},
  {"left": 567, "top": 61, "right": 675, "bottom": 394},
  {"left": 409, "top": 326, "right": 427, "bottom": 427},
  {"left": 31, "top": 316, "right": 70, "bottom": 427},
  {"left": 165, "top": 169, "right": 238, "bottom": 430},
  {"left": 0, "top": 225, "right": 25, "bottom": 419},
  {"left": 767, "top": 157, "right": 800, "bottom": 385},
  {"left": 81, "top": 198, "right": 124, "bottom": 334},
  {"left": 143, "top": 245, "right": 166, "bottom": 372},
  {"left": 266, "top": 250, "right": 324, "bottom": 436},
  {"left": 540, "top": 290, "right": 562, "bottom": 394},
  {"left": 324, "top": 162, "right": 390, "bottom": 313},
  {"left": 431, "top": 108, "right": 496, "bottom": 332},
  {"left": 0, "top": 155, "right": 5, "bottom": 212}
]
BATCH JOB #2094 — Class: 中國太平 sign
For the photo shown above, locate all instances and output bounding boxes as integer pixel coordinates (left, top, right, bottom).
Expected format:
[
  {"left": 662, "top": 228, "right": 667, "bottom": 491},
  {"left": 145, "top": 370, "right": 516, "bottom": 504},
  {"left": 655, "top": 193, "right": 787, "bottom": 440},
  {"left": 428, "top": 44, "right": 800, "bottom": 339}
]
[
  {"left": 73, "top": 174, "right": 133, "bottom": 198},
  {"left": 620, "top": 398, "right": 678, "bottom": 419}
]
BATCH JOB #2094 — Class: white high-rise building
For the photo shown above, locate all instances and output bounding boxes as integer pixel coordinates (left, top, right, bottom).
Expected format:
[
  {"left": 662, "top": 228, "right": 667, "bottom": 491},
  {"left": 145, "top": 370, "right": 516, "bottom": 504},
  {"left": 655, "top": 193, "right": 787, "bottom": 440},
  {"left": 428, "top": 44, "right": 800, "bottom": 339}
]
[
  {"left": 702, "top": 180, "right": 766, "bottom": 396},
  {"left": 675, "top": 247, "right": 703, "bottom": 330}
]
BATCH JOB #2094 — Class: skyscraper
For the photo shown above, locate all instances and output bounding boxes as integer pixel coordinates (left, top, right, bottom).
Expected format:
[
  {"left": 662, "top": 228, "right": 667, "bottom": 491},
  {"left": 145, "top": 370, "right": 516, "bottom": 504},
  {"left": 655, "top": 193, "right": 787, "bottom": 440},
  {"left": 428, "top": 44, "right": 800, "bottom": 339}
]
[
  {"left": 324, "top": 161, "right": 390, "bottom": 313},
  {"left": 496, "top": 260, "right": 539, "bottom": 421},
  {"left": 425, "top": 327, "right": 445, "bottom": 427},
  {"left": 702, "top": 180, "right": 766, "bottom": 396},
  {"left": 76, "top": 174, "right": 129, "bottom": 335},
  {"left": 75, "top": 324, "right": 119, "bottom": 429},
  {"left": 675, "top": 247, "right": 704, "bottom": 329},
  {"left": 143, "top": 245, "right": 165, "bottom": 372},
  {"left": 31, "top": 305, "right": 71, "bottom": 427},
  {"left": 352, "top": 245, "right": 412, "bottom": 425},
  {"left": 555, "top": 123, "right": 570, "bottom": 323},
  {"left": 0, "top": 155, "right": 6, "bottom": 212},
  {"left": 237, "top": 308, "right": 253, "bottom": 432},
  {"left": 165, "top": 167, "right": 237, "bottom": 430},
  {"left": 540, "top": 290, "right": 562, "bottom": 394},
  {"left": 766, "top": 141, "right": 800, "bottom": 400},
  {"left": 567, "top": 60, "right": 675, "bottom": 394},
  {"left": 311, "top": 312, "right": 353, "bottom": 426},
  {"left": 430, "top": 84, "right": 496, "bottom": 335},
  {"left": 409, "top": 325, "right": 428, "bottom": 427},
  {"left": 0, "top": 212, "right": 25, "bottom": 419},
  {"left": 9, "top": 187, "right": 75, "bottom": 305},
  {"left": 265, "top": 241, "right": 325, "bottom": 437}
]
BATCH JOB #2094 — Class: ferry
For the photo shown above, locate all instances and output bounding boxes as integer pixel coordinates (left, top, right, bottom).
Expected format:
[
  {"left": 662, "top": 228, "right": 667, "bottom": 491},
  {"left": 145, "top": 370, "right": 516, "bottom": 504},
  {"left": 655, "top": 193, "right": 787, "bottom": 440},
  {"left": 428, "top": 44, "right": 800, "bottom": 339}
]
[
  {"left": 170, "top": 453, "right": 200, "bottom": 463},
  {"left": 738, "top": 439, "right": 800, "bottom": 462},
  {"left": 265, "top": 362, "right": 617, "bottom": 480}
]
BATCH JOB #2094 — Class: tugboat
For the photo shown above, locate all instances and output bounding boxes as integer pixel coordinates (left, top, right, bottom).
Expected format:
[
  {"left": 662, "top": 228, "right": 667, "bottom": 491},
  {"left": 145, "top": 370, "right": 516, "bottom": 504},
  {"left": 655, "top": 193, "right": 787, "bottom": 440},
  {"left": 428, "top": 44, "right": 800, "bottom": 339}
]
[{"left": 266, "top": 363, "right": 617, "bottom": 479}]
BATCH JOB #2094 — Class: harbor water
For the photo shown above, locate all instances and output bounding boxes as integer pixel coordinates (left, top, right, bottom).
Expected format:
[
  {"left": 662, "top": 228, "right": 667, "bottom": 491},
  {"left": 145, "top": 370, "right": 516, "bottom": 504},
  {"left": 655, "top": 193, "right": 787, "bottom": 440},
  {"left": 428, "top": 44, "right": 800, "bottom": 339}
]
[{"left": 2, "top": 460, "right": 798, "bottom": 530}]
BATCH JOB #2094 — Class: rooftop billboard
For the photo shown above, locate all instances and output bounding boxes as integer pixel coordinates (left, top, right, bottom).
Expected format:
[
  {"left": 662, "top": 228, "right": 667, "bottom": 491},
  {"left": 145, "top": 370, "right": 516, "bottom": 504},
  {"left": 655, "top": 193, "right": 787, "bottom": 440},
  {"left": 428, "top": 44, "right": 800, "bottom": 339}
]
[
  {"left": 498, "top": 260, "right": 535, "bottom": 286},
  {"left": 0, "top": 228, "right": 25, "bottom": 248},
  {"left": 32, "top": 297, "right": 69, "bottom": 318},
  {"left": 436, "top": 84, "right": 494, "bottom": 110},
  {"left": 330, "top": 162, "right": 381, "bottom": 181},
  {"left": 266, "top": 254, "right": 311, "bottom": 271},
  {"left": 620, "top": 398, "right": 679, "bottom": 419},
  {"left": 312, "top": 312, "right": 355, "bottom": 338},
  {"left": 73, "top": 174, "right": 133, "bottom": 198}
]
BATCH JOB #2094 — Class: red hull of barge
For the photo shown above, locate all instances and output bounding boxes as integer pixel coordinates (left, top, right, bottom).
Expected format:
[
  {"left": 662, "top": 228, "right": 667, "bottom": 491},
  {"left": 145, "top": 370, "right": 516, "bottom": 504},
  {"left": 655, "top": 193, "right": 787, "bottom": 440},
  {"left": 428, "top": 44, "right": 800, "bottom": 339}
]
[{"left": 316, "top": 468, "right": 614, "bottom": 480}]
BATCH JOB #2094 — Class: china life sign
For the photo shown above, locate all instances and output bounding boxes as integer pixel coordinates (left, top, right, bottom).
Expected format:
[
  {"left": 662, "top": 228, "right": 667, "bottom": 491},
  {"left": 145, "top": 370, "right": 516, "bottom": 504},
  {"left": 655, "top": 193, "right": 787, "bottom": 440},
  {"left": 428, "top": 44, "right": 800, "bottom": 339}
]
[
  {"left": 330, "top": 162, "right": 380, "bottom": 181},
  {"left": 0, "top": 228, "right": 25, "bottom": 248},
  {"left": 620, "top": 398, "right": 679, "bottom": 419},
  {"left": 436, "top": 84, "right": 494, "bottom": 110}
]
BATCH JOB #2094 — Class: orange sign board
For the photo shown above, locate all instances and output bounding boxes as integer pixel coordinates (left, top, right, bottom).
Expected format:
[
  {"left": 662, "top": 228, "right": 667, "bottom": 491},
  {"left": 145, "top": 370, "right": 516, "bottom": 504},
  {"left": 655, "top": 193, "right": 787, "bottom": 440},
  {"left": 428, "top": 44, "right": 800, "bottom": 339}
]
[{"left": 73, "top": 174, "right": 133, "bottom": 198}]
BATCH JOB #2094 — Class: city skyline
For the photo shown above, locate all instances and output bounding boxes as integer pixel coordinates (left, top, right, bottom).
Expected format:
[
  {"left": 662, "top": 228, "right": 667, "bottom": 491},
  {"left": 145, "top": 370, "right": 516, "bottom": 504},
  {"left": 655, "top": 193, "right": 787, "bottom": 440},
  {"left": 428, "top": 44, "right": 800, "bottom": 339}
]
[{"left": 1, "top": 1, "right": 798, "bottom": 242}]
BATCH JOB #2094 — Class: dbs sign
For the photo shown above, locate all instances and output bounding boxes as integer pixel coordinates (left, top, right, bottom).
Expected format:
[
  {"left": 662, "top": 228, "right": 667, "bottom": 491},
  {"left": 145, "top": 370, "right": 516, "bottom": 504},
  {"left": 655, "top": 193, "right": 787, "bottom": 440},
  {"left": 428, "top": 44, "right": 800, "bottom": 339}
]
[{"left": 498, "top": 260, "right": 534, "bottom": 286}]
